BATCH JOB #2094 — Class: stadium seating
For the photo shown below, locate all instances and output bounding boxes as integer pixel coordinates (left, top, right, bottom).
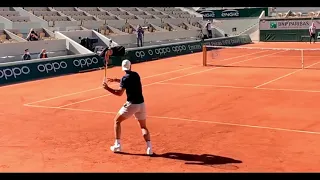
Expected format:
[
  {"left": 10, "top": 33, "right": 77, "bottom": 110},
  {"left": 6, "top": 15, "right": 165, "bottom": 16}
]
[
  {"left": 0, "top": 7, "right": 31, "bottom": 24},
  {"left": 0, "top": 7, "right": 209, "bottom": 62}
]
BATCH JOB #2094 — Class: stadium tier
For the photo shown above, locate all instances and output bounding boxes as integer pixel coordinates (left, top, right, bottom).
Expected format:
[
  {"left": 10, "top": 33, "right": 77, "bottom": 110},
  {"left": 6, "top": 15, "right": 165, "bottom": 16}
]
[
  {"left": 0, "top": 7, "right": 210, "bottom": 63},
  {"left": 0, "top": 7, "right": 268, "bottom": 64}
]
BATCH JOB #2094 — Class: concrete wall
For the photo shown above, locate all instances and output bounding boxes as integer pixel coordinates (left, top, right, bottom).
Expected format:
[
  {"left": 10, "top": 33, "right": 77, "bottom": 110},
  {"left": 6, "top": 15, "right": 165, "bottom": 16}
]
[
  {"left": 0, "top": 23, "right": 5, "bottom": 30},
  {"left": 0, "top": 16, "right": 12, "bottom": 29},
  {"left": 12, "top": 21, "right": 42, "bottom": 31},
  {"left": 214, "top": 17, "right": 259, "bottom": 35},
  {"left": 55, "top": 31, "right": 93, "bottom": 54},
  {"left": 59, "top": 29, "right": 120, "bottom": 49},
  {"left": 0, "top": 50, "right": 68, "bottom": 63},
  {"left": 59, "top": 30, "right": 93, "bottom": 42},
  {"left": 92, "top": 30, "right": 119, "bottom": 47},
  {"left": 0, "top": 39, "right": 69, "bottom": 63},
  {"left": 0, "top": 39, "right": 66, "bottom": 57},
  {"left": 177, "top": 7, "right": 203, "bottom": 17},
  {"left": 249, "top": 29, "right": 260, "bottom": 42},
  {"left": 107, "top": 29, "right": 200, "bottom": 45}
]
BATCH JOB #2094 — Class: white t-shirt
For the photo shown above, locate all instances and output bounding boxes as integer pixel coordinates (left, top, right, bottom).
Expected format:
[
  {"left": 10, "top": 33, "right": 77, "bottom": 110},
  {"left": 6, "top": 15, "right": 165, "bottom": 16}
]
[{"left": 309, "top": 25, "right": 316, "bottom": 34}]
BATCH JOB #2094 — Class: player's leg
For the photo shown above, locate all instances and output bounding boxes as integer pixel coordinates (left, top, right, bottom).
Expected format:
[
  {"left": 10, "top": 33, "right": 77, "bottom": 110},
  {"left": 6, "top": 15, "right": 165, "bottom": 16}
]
[
  {"left": 110, "top": 102, "right": 139, "bottom": 153},
  {"left": 134, "top": 103, "right": 153, "bottom": 155}
]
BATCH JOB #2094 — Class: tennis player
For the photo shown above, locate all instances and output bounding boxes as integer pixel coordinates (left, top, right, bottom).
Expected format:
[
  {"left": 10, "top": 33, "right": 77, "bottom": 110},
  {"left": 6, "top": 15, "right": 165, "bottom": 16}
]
[
  {"left": 102, "top": 59, "right": 153, "bottom": 155},
  {"left": 309, "top": 22, "right": 317, "bottom": 44}
]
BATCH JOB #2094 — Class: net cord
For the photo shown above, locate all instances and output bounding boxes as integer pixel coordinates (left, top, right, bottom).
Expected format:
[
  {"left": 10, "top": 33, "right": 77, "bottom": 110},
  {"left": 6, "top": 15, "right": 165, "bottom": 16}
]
[{"left": 203, "top": 45, "right": 320, "bottom": 51}]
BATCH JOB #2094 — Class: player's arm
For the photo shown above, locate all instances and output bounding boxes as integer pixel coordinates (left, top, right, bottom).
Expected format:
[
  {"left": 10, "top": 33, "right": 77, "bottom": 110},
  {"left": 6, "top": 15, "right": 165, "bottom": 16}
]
[
  {"left": 103, "top": 76, "right": 127, "bottom": 96},
  {"left": 103, "top": 82, "right": 125, "bottom": 96}
]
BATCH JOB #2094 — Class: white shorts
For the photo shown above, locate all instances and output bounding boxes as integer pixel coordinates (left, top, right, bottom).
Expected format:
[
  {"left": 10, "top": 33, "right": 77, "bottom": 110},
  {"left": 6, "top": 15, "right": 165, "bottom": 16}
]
[{"left": 118, "top": 102, "right": 146, "bottom": 120}]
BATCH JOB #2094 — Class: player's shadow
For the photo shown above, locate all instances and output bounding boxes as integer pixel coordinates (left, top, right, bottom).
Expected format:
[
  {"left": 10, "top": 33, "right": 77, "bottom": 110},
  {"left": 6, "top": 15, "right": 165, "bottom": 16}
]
[{"left": 117, "top": 152, "right": 242, "bottom": 166}]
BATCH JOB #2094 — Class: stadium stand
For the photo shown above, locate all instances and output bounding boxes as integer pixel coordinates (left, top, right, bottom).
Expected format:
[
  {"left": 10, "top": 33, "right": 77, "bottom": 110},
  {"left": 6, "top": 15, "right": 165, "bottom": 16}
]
[
  {"left": 0, "top": 7, "right": 42, "bottom": 30},
  {"left": 7, "top": 6, "right": 320, "bottom": 68},
  {"left": 0, "top": 7, "right": 241, "bottom": 64}
]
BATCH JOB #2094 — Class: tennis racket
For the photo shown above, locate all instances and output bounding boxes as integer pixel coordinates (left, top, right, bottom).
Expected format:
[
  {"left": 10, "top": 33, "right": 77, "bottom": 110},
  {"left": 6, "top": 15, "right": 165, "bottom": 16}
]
[{"left": 103, "top": 49, "right": 111, "bottom": 83}]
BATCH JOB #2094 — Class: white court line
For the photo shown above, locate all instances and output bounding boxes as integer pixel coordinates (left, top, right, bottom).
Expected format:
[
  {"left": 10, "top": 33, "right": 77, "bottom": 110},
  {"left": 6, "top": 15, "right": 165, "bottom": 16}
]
[
  {"left": 24, "top": 104, "right": 320, "bottom": 135},
  {"left": 258, "top": 87, "right": 320, "bottom": 93},
  {"left": 158, "top": 82, "right": 320, "bottom": 93},
  {"left": 57, "top": 50, "right": 285, "bottom": 108},
  {"left": 24, "top": 65, "right": 197, "bottom": 105},
  {"left": 254, "top": 61, "right": 320, "bottom": 88},
  {"left": 24, "top": 50, "right": 268, "bottom": 106},
  {"left": 158, "top": 82, "right": 250, "bottom": 89}
]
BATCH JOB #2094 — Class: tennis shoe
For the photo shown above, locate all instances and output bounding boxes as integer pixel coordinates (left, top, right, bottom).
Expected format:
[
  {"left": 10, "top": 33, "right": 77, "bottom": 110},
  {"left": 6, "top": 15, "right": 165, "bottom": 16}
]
[
  {"left": 146, "top": 147, "right": 153, "bottom": 156},
  {"left": 110, "top": 144, "right": 121, "bottom": 153}
]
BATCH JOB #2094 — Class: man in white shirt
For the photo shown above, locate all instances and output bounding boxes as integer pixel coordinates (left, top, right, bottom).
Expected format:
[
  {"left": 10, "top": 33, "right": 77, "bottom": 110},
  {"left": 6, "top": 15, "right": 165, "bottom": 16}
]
[{"left": 309, "top": 22, "right": 317, "bottom": 44}]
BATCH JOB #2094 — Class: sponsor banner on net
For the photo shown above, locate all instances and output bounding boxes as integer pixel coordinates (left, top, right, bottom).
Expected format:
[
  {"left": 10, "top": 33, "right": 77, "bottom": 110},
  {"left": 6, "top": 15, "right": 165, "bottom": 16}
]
[
  {"left": 0, "top": 55, "right": 102, "bottom": 84},
  {"left": 260, "top": 19, "right": 320, "bottom": 30}
]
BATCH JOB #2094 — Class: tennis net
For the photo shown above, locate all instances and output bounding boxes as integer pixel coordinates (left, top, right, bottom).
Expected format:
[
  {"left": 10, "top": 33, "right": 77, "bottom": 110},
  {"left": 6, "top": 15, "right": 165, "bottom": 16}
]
[{"left": 202, "top": 45, "right": 320, "bottom": 70}]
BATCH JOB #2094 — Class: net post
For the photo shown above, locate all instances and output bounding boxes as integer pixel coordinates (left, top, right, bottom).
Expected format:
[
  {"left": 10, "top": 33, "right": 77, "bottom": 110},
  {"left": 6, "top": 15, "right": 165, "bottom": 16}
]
[
  {"left": 202, "top": 44, "right": 207, "bottom": 66},
  {"left": 301, "top": 49, "right": 304, "bottom": 69}
]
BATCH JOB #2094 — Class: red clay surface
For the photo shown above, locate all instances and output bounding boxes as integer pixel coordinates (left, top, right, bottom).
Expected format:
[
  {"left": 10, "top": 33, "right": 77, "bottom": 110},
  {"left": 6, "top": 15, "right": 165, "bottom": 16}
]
[{"left": 1, "top": 42, "right": 320, "bottom": 172}]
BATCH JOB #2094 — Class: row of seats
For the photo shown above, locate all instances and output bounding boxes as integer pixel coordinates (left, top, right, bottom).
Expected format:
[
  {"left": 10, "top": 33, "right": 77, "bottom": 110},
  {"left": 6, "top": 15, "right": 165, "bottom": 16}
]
[
  {"left": 275, "top": 11, "right": 320, "bottom": 18},
  {"left": 0, "top": 8, "right": 31, "bottom": 22},
  {"left": 24, "top": 7, "right": 195, "bottom": 20},
  {"left": 3, "top": 28, "right": 56, "bottom": 41},
  {"left": 23, "top": 7, "right": 50, "bottom": 11},
  {"left": 0, "top": 7, "right": 10, "bottom": 11},
  {"left": 7, "top": 7, "right": 200, "bottom": 32}
]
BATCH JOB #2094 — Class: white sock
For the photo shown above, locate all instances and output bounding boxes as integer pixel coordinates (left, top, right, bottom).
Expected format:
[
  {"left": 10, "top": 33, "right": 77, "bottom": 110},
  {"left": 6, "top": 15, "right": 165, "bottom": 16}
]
[
  {"left": 115, "top": 139, "right": 120, "bottom": 145},
  {"left": 146, "top": 141, "right": 152, "bottom": 148}
]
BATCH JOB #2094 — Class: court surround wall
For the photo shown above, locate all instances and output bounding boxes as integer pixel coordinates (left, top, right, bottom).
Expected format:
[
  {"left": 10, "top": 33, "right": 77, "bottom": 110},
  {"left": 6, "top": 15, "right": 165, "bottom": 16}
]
[
  {"left": 260, "top": 29, "right": 317, "bottom": 42},
  {"left": 0, "top": 35, "right": 252, "bottom": 86},
  {"left": 259, "top": 18, "right": 320, "bottom": 42}
]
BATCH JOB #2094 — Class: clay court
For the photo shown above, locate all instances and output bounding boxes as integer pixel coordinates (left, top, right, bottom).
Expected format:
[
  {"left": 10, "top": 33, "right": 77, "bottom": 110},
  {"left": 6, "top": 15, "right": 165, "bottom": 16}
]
[{"left": 1, "top": 42, "right": 320, "bottom": 172}]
